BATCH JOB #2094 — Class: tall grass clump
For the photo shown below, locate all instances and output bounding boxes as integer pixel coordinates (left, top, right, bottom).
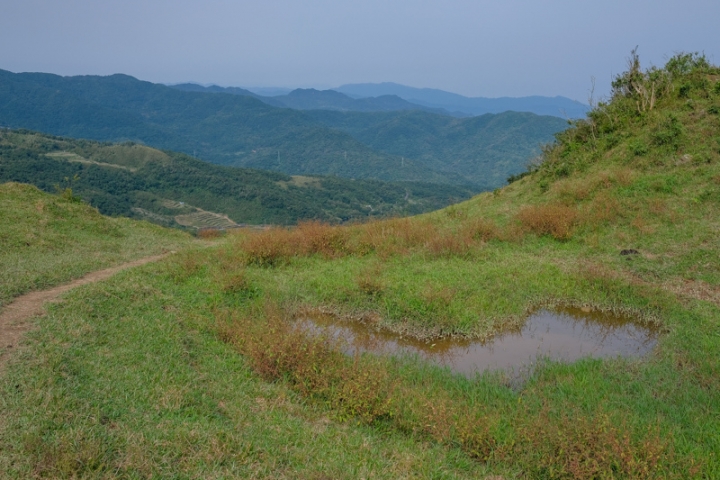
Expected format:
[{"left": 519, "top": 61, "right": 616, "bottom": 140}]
[{"left": 516, "top": 204, "right": 578, "bottom": 240}]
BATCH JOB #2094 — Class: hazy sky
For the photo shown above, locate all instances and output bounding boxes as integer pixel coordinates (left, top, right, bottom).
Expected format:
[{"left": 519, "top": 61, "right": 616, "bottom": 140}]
[{"left": 1, "top": 0, "right": 718, "bottom": 102}]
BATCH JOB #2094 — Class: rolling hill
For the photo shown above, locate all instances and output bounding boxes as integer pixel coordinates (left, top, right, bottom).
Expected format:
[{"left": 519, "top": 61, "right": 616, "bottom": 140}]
[
  {"left": 0, "top": 69, "right": 566, "bottom": 188},
  {"left": 305, "top": 109, "right": 567, "bottom": 187},
  {"left": 0, "top": 130, "right": 475, "bottom": 226}
]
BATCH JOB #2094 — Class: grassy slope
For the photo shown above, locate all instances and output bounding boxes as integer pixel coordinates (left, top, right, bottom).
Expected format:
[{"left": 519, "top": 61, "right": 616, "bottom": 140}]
[
  {"left": 195, "top": 54, "right": 719, "bottom": 475},
  {"left": 1, "top": 55, "right": 718, "bottom": 478},
  {"left": 0, "top": 182, "right": 191, "bottom": 307},
  {"left": 0, "top": 260, "right": 494, "bottom": 479}
]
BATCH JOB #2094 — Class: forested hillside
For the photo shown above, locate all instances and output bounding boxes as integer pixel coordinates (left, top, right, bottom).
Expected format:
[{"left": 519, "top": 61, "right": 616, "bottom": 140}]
[
  {"left": 0, "top": 69, "right": 564, "bottom": 188},
  {"left": 306, "top": 109, "right": 567, "bottom": 187},
  {"left": 0, "top": 130, "right": 474, "bottom": 226}
]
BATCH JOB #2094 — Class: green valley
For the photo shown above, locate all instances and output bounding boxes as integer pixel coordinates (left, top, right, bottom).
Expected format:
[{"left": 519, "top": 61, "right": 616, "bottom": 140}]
[{"left": 0, "top": 130, "right": 475, "bottom": 226}]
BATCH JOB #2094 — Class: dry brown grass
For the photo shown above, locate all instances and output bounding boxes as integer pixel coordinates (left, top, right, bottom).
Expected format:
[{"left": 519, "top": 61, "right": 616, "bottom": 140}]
[
  {"left": 219, "top": 304, "right": 395, "bottom": 423},
  {"left": 631, "top": 215, "right": 656, "bottom": 234},
  {"left": 579, "top": 192, "right": 623, "bottom": 227},
  {"left": 517, "top": 204, "right": 579, "bottom": 240},
  {"left": 238, "top": 215, "right": 509, "bottom": 264},
  {"left": 197, "top": 228, "right": 222, "bottom": 239},
  {"left": 462, "top": 218, "right": 501, "bottom": 242},
  {"left": 551, "top": 168, "right": 636, "bottom": 203},
  {"left": 239, "top": 221, "right": 349, "bottom": 265}
]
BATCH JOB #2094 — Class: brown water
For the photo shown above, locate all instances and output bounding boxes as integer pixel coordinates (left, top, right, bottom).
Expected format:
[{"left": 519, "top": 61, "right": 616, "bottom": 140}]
[{"left": 298, "top": 307, "right": 659, "bottom": 376}]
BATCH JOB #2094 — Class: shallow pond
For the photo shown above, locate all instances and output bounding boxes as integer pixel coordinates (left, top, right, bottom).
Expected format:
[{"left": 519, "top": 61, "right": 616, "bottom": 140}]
[{"left": 298, "top": 307, "right": 659, "bottom": 376}]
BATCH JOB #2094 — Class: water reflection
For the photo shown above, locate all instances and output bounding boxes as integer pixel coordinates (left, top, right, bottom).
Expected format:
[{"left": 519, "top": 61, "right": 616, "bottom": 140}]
[{"left": 297, "top": 307, "right": 659, "bottom": 376}]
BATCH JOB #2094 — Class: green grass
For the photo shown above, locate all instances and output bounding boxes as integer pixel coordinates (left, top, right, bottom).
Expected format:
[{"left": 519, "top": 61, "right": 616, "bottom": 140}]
[
  {"left": 0, "top": 182, "right": 191, "bottom": 307},
  {"left": 0, "top": 258, "right": 496, "bottom": 479}
]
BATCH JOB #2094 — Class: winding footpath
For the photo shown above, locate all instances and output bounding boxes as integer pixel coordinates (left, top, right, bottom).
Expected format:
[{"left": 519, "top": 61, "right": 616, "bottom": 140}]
[{"left": 0, "top": 253, "right": 169, "bottom": 372}]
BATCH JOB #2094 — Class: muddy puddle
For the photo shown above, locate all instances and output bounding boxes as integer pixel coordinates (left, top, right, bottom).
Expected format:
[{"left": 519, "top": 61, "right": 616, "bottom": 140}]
[{"left": 298, "top": 307, "right": 659, "bottom": 376}]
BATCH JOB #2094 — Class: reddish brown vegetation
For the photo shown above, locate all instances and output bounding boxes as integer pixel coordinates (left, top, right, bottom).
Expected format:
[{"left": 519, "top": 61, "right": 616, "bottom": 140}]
[
  {"left": 517, "top": 204, "right": 579, "bottom": 240},
  {"left": 238, "top": 216, "right": 506, "bottom": 265},
  {"left": 197, "top": 228, "right": 222, "bottom": 239},
  {"left": 517, "top": 408, "right": 673, "bottom": 479}
]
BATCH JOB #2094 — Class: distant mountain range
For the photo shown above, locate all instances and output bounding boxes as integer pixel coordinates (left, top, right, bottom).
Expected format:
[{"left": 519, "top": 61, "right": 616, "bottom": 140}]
[
  {"left": 335, "top": 82, "right": 590, "bottom": 119},
  {"left": 172, "top": 83, "right": 461, "bottom": 116},
  {"left": 173, "top": 82, "right": 588, "bottom": 119},
  {"left": 0, "top": 69, "right": 568, "bottom": 189}
]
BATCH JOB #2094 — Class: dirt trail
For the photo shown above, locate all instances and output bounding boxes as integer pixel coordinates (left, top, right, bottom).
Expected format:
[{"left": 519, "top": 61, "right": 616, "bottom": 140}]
[{"left": 0, "top": 253, "right": 169, "bottom": 372}]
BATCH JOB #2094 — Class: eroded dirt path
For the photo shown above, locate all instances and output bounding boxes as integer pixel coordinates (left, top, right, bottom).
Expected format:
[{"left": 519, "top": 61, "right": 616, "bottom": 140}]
[{"left": 0, "top": 253, "right": 169, "bottom": 372}]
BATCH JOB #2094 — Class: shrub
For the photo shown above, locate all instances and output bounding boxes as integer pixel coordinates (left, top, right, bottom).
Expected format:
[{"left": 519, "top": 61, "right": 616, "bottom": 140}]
[
  {"left": 197, "top": 228, "right": 222, "bottom": 239},
  {"left": 517, "top": 204, "right": 578, "bottom": 240},
  {"left": 651, "top": 114, "right": 685, "bottom": 150},
  {"left": 628, "top": 140, "right": 649, "bottom": 156},
  {"left": 241, "top": 227, "right": 295, "bottom": 266}
]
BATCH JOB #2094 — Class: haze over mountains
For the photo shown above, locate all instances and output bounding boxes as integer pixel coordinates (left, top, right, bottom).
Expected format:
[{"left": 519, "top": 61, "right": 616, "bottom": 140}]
[
  {"left": 335, "top": 83, "right": 590, "bottom": 119},
  {"left": 0, "top": 68, "right": 568, "bottom": 190},
  {"left": 172, "top": 83, "right": 457, "bottom": 116},
  {"left": 174, "top": 82, "right": 589, "bottom": 119}
]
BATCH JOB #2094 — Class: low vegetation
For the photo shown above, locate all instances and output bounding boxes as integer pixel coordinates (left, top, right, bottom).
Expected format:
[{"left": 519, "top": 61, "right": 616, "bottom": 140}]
[
  {"left": 0, "top": 182, "right": 190, "bottom": 307},
  {"left": 1, "top": 53, "right": 719, "bottom": 478}
]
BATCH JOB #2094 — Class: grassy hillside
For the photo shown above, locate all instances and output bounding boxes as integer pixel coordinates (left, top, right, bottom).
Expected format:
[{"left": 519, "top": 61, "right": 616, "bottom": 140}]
[
  {"left": 1, "top": 53, "right": 718, "bottom": 478},
  {"left": 0, "top": 182, "right": 191, "bottom": 307},
  {"left": 0, "top": 130, "right": 475, "bottom": 226},
  {"left": 204, "top": 52, "right": 717, "bottom": 476},
  {"left": 307, "top": 109, "right": 567, "bottom": 187}
]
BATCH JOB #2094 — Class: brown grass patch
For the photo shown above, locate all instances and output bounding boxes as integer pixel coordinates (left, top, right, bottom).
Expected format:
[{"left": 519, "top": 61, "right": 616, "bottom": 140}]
[
  {"left": 631, "top": 215, "right": 656, "bottom": 234},
  {"left": 579, "top": 192, "right": 622, "bottom": 227},
  {"left": 425, "top": 232, "right": 474, "bottom": 258},
  {"left": 462, "top": 218, "right": 501, "bottom": 242},
  {"left": 197, "top": 228, "right": 222, "bottom": 239},
  {"left": 517, "top": 407, "right": 677, "bottom": 479},
  {"left": 517, "top": 204, "right": 579, "bottom": 240},
  {"left": 240, "top": 221, "right": 349, "bottom": 265},
  {"left": 238, "top": 216, "right": 502, "bottom": 263}
]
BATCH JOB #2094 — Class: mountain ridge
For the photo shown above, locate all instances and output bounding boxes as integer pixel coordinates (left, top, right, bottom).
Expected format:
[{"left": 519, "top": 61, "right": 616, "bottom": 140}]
[{"left": 335, "top": 82, "right": 590, "bottom": 118}]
